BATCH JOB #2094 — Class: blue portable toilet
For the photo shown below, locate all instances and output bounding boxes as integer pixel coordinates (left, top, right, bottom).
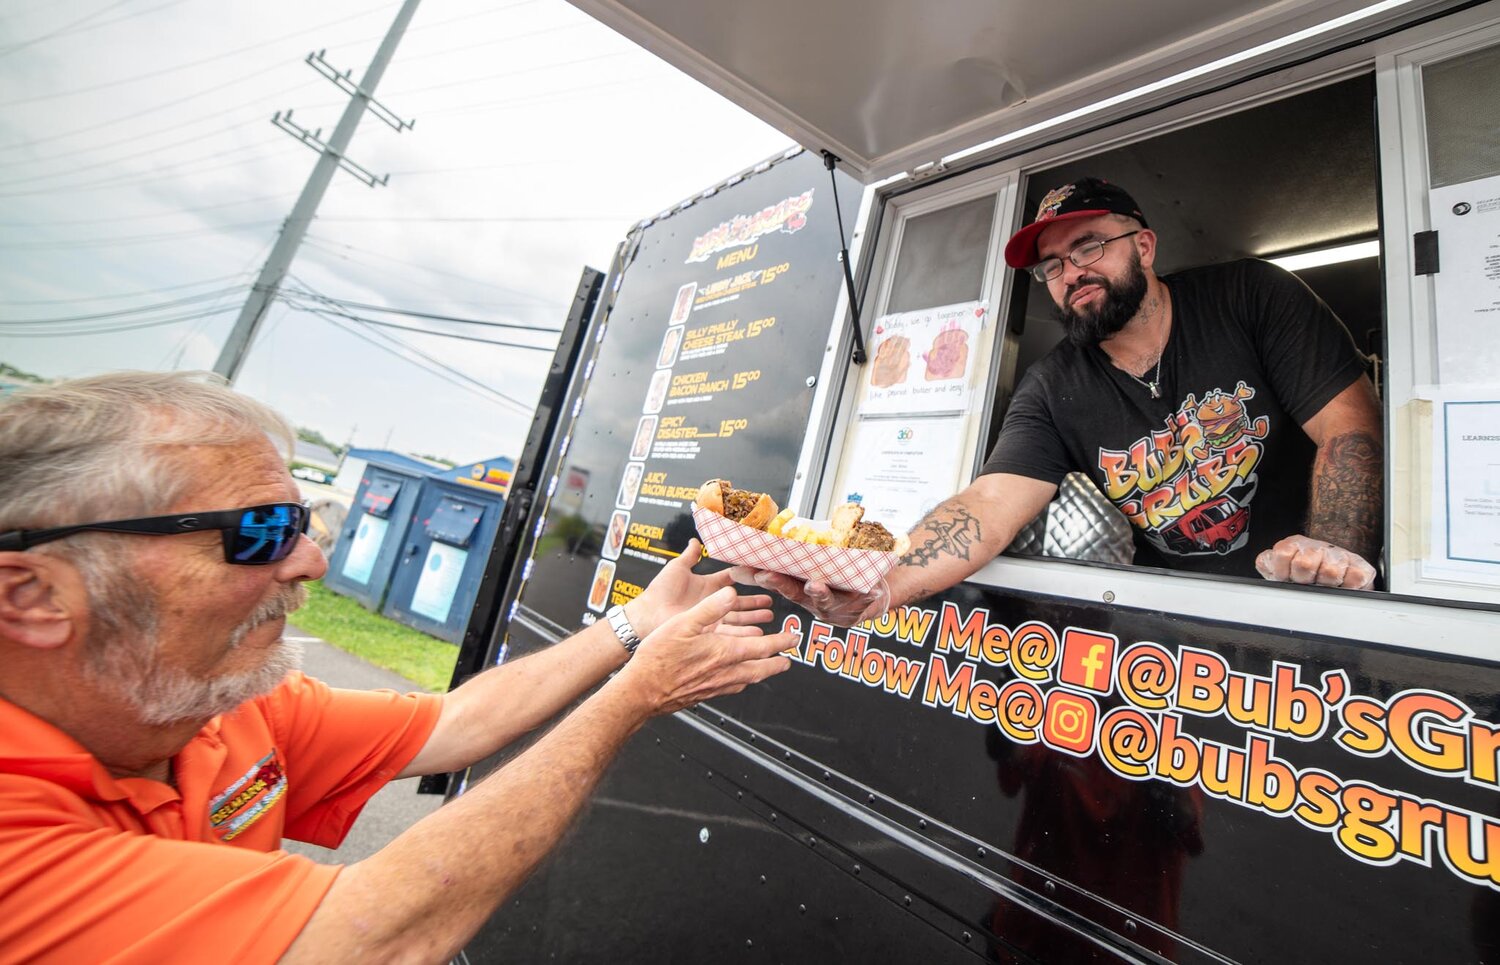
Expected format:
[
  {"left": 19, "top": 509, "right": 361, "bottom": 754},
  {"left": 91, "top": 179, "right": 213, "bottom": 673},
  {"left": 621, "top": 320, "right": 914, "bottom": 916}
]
[
  {"left": 381, "top": 477, "right": 505, "bottom": 643},
  {"left": 323, "top": 458, "right": 424, "bottom": 610}
]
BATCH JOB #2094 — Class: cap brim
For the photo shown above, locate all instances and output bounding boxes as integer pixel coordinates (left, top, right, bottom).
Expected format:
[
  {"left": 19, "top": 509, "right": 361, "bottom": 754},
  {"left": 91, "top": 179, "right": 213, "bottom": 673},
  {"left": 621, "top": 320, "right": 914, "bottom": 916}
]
[{"left": 1003, "top": 208, "right": 1114, "bottom": 269}]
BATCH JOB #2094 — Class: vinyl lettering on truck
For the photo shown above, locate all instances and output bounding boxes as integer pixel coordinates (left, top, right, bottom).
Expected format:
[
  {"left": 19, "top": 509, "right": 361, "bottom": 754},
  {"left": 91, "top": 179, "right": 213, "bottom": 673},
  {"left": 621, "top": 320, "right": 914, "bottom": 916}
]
[{"left": 774, "top": 605, "right": 1500, "bottom": 892}]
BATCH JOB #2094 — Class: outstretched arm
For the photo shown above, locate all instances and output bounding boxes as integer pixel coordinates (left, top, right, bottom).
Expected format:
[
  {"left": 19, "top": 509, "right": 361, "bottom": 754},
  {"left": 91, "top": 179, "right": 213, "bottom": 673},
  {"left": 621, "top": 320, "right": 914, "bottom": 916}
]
[
  {"left": 1256, "top": 377, "right": 1383, "bottom": 589},
  {"left": 284, "top": 588, "right": 795, "bottom": 964},
  {"left": 738, "top": 473, "right": 1057, "bottom": 625},
  {"left": 398, "top": 539, "right": 772, "bottom": 777}
]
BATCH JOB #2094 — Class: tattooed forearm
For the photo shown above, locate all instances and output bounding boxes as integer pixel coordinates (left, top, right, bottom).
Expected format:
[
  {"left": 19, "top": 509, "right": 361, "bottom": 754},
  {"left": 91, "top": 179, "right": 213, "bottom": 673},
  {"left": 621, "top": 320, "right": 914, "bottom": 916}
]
[
  {"left": 901, "top": 500, "right": 984, "bottom": 568},
  {"left": 1307, "top": 430, "right": 1383, "bottom": 564}
]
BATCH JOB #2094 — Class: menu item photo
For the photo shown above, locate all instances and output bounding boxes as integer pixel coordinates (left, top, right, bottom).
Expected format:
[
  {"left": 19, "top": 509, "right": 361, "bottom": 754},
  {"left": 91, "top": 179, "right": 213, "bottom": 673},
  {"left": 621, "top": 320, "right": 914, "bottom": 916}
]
[
  {"left": 657, "top": 326, "right": 683, "bottom": 368},
  {"left": 669, "top": 281, "right": 696, "bottom": 325},
  {"left": 643, "top": 368, "right": 671, "bottom": 414},
  {"left": 616, "top": 462, "right": 645, "bottom": 509},
  {"left": 586, "top": 559, "right": 615, "bottom": 612},
  {"left": 630, "top": 416, "right": 657, "bottom": 460},
  {"left": 602, "top": 510, "right": 630, "bottom": 560}
]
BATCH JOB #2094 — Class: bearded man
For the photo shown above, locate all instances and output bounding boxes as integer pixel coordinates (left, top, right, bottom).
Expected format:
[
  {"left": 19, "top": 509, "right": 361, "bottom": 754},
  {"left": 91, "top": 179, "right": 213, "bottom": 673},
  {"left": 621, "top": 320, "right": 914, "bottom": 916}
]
[
  {"left": 0, "top": 371, "right": 792, "bottom": 963},
  {"left": 742, "top": 177, "right": 1384, "bottom": 625}
]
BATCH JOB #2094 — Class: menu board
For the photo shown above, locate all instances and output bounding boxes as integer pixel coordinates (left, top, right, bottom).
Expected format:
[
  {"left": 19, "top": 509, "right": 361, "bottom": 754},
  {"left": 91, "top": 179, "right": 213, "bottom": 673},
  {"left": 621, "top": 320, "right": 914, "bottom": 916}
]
[{"left": 515, "top": 151, "right": 862, "bottom": 630}]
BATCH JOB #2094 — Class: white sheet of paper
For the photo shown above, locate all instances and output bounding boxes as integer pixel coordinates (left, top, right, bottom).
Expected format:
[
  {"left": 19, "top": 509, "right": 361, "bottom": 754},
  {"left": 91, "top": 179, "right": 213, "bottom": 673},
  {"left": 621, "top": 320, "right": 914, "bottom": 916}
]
[
  {"left": 861, "top": 301, "right": 985, "bottom": 416},
  {"left": 1431, "top": 175, "right": 1500, "bottom": 385},
  {"left": 410, "top": 543, "right": 468, "bottom": 623},
  {"left": 837, "top": 415, "right": 967, "bottom": 533},
  {"left": 1423, "top": 387, "right": 1500, "bottom": 585},
  {"left": 340, "top": 512, "right": 388, "bottom": 585}
]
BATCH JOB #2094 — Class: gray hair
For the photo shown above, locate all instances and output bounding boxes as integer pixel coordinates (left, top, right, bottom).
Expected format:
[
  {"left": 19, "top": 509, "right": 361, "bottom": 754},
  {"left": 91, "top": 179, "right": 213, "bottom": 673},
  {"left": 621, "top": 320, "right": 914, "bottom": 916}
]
[
  {"left": 0, "top": 371, "right": 296, "bottom": 669},
  {"left": 0, "top": 370, "right": 294, "bottom": 531}
]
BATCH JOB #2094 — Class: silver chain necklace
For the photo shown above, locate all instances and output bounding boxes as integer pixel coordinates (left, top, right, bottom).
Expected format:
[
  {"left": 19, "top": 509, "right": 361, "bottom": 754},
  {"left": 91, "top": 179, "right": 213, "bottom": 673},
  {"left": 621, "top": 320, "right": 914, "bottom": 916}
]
[
  {"left": 1120, "top": 294, "right": 1165, "bottom": 398},
  {"left": 1127, "top": 355, "right": 1164, "bottom": 399}
]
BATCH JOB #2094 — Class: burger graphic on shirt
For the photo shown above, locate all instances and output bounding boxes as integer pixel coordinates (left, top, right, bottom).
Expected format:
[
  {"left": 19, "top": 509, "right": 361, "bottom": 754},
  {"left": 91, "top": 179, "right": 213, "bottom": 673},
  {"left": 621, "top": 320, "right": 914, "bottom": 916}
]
[{"left": 1194, "top": 391, "right": 1251, "bottom": 451}]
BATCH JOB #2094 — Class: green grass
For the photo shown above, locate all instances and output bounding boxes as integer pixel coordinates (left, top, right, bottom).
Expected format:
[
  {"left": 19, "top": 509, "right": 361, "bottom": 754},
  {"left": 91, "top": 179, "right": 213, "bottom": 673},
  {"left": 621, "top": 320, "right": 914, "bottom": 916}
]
[{"left": 292, "top": 581, "right": 458, "bottom": 692}]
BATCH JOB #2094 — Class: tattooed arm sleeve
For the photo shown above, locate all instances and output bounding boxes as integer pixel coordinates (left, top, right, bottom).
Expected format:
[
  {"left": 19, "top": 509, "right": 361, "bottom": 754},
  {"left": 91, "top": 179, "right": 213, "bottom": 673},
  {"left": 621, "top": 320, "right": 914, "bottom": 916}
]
[
  {"left": 1301, "top": 377, "right": 1384, "bottom": 564},
  {"left": 886, "top": 473, "right": 1058, "bottom": 610}
]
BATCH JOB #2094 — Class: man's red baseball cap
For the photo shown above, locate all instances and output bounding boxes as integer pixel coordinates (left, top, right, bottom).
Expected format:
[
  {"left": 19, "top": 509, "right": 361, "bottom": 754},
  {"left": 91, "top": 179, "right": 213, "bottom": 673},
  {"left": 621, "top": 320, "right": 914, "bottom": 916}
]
[{"left": 1003, "top": 177, "right": 1149, "bottom": 269}]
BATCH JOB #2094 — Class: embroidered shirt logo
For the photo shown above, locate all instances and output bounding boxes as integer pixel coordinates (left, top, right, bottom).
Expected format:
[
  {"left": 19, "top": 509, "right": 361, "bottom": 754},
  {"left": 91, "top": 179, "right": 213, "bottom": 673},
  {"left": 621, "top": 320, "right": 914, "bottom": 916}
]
[{"left": 209, "top": 750, "right": 287, "bottom": 841}]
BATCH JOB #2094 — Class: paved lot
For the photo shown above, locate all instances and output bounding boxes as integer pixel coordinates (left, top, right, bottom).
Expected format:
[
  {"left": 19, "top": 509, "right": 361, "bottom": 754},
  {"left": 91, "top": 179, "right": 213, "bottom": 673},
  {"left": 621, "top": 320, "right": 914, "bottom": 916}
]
[{"left": 280, "top": 624, "right": 445, "bottom": 864}]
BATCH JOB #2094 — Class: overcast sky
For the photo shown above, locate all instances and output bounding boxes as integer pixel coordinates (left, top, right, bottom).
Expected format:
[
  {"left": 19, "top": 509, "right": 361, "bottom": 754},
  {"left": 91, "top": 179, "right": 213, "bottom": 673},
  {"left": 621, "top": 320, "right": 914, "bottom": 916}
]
[{"left": 0, "top": 0, "right": 791, "bottom": 463}]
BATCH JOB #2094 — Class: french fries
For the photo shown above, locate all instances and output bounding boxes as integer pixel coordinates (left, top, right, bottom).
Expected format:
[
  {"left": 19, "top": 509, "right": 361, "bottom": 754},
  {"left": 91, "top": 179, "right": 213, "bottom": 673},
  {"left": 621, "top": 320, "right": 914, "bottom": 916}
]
[{"left": 771, "top": 503, "right": 907, "bottom": 553}]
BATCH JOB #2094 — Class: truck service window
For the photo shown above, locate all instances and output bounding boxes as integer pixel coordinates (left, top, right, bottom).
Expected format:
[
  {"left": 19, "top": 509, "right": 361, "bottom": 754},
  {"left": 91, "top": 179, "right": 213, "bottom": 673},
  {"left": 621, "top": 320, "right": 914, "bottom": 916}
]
[{"left": 989, "top": 74, "right": 1385, "bottom": 588}]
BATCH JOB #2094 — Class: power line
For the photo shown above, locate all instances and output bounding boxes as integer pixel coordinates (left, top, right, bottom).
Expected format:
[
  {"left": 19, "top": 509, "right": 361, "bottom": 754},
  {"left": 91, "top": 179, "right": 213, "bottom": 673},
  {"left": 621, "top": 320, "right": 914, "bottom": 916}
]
[
  {"left": 0, "top": 272, "right": 253, "bottom": 305},
  {"left": 0, "top": 286, "right": 249, "bottom": 324},
  {"left": 0, "top": 3, "right": 401, "bottom": 107},
  {"left": 0, "top": 72, "right": 319, "bottom": 154},
  {"left": 0, "top": 105, "right": 286, "bottom": 171},
  {"left": 394, "top": 20, "right": 585, "bottom": 64},
  {"left": 314, "top": 215, "right": 629, "bottom": 223},
  {"left": 411, "top": 74, "right": 660, "bottom": 121},
  {"left": 2, "top": 0, "right": 196, "bottom": 57},
  {"left": 0, "top": 222, "right": 276, "bottom": 251},
  {"left": 160, "top": 234, "right": 277, "bottom": 367},
  {"left": 385, "top": 50, "right": 634, "bottom": 99},
  {"left": 0, "top": 128, "right": 285, "bottom": 188},
  {"left": 0, "top": 145, "right": 304, "bottom": 198},
  {"left": 0, "top": 0, "right": 139, "bottom": 59},
  {"left": 282, "top": 290, "right": 562, "bottom": 332},
  {"left": 301, "top": 234, "right": 557, "bottom": 303},
  {"left": 281, "top": 297, "right": 555, "bottom": 352},
  {"left": 285, "top": 276, "right": 538, "bottom": 409},
  {"left": 0, "top": 306, "right": 238, "bottom": 338},
  {"left": 0, "top": 191, "right": 297, "bottom": 227},
  {"left": 289, "top": 302, "right": 532, "bottom": 413}
]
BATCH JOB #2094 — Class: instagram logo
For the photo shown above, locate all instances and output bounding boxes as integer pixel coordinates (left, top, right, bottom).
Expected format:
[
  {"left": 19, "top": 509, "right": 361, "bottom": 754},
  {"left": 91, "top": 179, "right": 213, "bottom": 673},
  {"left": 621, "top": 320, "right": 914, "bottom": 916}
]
[
  {"left": 1041, "top": 689, "right": 1099, "bottom": 756},
  {"left": 1058, "top": 627, "right": 1117, "bottom": 695}
]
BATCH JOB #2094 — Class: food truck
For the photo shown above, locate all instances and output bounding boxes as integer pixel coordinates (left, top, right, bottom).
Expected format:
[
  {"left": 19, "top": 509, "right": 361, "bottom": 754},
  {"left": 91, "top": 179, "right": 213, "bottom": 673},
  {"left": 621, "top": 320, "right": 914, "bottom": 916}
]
[{"left": 435, "top": 0, "right": 1500, "bottom": 959}]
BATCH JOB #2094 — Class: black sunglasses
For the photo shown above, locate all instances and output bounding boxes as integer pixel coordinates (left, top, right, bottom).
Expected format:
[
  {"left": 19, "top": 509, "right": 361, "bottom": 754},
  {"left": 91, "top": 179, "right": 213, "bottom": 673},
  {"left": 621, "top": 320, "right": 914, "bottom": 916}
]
[{"left": 0, "top": 502, "right": 311, "bottom": 565}]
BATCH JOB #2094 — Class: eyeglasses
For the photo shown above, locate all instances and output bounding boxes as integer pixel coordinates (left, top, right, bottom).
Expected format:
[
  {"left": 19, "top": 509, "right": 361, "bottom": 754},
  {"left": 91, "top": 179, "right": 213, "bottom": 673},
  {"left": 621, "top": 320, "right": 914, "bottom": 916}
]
[
  {"left": 0, "top": 502, "right": 311, "bottom": 565},
  {"left": 1030, "top": 229, "right": 1141, "bottom": 283}
]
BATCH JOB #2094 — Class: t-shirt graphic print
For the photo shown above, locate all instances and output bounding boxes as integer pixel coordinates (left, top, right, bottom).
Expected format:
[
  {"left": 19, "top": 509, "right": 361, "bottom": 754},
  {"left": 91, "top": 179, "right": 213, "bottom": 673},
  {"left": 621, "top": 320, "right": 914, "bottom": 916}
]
[{"left": 1098, "top": 380, "right": 1271, "bottom": 558}]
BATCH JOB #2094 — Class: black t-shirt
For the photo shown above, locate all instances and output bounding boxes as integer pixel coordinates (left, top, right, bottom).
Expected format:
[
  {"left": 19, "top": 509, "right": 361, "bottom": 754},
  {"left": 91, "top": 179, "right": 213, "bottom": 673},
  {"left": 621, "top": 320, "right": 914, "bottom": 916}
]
[{"left": 982, "top": 259, "right": 1366, "bottom": 577}]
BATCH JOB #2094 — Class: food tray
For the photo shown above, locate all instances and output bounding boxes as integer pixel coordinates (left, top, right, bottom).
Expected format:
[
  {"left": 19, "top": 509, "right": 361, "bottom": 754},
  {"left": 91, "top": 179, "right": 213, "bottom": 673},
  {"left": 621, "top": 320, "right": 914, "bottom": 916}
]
[{"left": 692, "top": 506, "right": 897, "bottom": 594}]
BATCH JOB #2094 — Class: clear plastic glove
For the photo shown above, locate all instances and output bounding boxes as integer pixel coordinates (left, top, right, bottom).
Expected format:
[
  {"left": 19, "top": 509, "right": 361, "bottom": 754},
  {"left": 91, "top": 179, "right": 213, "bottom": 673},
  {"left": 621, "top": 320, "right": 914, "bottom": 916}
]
[
  {"left": 726, "top": 566, "right": 890, "bottom": 627},
  {"left": 1254, "top": 535, "right": 1376, "bottom": 590}
]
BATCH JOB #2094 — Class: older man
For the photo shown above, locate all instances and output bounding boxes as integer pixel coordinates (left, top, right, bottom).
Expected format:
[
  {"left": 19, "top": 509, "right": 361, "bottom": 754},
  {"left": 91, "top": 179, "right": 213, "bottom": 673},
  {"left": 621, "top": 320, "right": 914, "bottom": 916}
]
[
  {"left": 747, "top": 177, "right": 1383, "bottom": 624},
  {"left": 0, "top": 371, "right": 792, "bottom": 963}
]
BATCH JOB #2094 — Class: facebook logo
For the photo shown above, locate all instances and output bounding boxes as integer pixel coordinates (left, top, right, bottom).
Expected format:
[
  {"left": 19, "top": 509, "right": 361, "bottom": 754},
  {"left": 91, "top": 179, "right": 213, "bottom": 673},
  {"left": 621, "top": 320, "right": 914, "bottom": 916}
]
[{"left": 1057, "top": 628, "right": 1117, "bottom": 695}]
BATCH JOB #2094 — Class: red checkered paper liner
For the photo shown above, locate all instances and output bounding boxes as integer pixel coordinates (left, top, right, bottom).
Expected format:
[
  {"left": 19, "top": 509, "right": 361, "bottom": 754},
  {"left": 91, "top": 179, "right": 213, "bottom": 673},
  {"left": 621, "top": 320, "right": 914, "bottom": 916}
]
[{"left": 692, "top": 506, "right": 896, "bottom": 594}]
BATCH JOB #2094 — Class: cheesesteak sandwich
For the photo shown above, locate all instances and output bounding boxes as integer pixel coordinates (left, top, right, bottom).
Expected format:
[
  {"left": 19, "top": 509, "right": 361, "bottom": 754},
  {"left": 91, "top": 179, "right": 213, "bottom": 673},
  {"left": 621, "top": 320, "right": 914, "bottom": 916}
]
[{"left": 695, "top": 479, "right": 779, "bottom": 530}]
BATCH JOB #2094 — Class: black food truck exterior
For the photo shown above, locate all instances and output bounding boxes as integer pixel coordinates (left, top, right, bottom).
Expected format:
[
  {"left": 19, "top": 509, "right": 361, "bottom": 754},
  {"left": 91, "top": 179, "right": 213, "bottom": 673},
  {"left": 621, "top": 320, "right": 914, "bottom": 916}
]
[{"left": 440, "top": 1, "right": 1500, "bottom": 960}]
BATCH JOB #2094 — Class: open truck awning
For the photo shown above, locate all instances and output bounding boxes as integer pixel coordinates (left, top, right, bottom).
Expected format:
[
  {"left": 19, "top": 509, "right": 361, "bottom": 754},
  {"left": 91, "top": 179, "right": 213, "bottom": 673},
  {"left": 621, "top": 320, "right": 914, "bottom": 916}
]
[{"left": 566, "top": 0, "right": 1463, "bottom": 182}]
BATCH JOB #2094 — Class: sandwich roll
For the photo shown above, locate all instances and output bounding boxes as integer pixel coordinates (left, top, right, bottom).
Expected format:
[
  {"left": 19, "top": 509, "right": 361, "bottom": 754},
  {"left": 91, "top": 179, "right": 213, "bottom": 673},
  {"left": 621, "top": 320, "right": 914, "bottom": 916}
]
[{"left": 695, "top": 479, "right": 779, "bottom": 531}]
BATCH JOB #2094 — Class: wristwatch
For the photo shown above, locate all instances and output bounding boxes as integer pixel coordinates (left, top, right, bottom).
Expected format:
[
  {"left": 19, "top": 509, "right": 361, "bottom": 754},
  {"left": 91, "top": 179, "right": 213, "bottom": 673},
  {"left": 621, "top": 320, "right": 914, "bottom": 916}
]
[{"left": 605, "top": 603, "right": 642, "bottom": 656}]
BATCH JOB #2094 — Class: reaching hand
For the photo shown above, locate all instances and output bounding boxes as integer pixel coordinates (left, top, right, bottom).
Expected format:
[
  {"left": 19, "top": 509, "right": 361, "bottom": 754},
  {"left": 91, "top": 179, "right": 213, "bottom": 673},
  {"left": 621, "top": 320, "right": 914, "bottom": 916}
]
[
  {"left": 727, "top": 566, "right": 889, "bottom": 627},
  {"left": 631, "top": 539, "right": 774, "bottom": 637},
  {"left": 1255, "top": 535, "right": 1376, "bottom": 590},
  {"left": 617, "top": 586, "right": 796, "bottom": 716}
]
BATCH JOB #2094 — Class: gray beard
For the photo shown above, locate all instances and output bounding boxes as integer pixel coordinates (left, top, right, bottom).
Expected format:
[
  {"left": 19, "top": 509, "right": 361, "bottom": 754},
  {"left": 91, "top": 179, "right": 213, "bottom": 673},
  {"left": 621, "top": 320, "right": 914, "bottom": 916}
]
[{"left": 85, "top": 584, "right": 308, "bottom": 727}]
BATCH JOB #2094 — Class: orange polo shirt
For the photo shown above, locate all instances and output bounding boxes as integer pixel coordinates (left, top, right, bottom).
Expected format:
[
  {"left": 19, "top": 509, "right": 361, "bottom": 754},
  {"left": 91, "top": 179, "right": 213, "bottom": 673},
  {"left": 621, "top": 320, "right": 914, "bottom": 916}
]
[{"left": 0, "top": 671, "right": 442, "bottom": 964}]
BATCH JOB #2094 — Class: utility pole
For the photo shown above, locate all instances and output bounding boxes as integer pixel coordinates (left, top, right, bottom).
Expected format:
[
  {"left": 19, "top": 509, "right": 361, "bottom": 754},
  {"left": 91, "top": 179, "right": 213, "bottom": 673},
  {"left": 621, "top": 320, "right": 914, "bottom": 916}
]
[{"left": 213, "top": 0, "right": 421, "bottom": 382}]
